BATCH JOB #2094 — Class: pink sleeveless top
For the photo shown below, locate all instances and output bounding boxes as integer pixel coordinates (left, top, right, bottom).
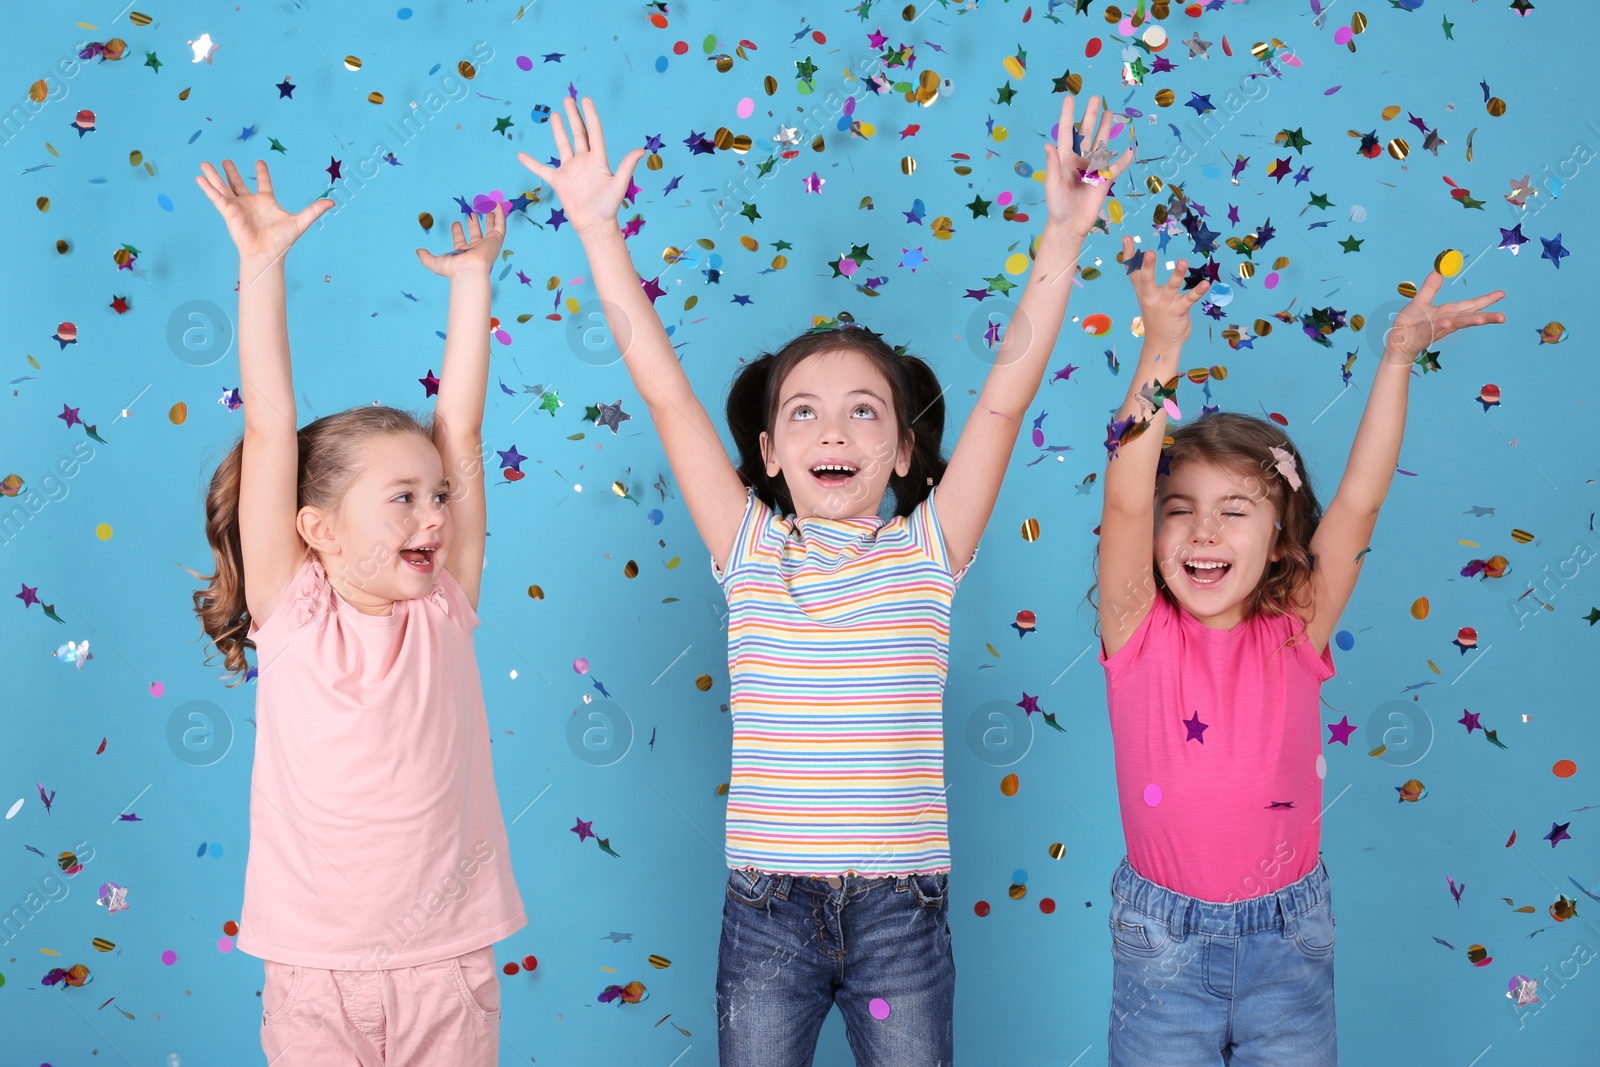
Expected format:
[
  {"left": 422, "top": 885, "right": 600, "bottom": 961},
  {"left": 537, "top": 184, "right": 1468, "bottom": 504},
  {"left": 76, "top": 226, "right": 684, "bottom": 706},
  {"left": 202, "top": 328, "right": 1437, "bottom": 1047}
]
[
  {"left": 239, "top": 557, "right": 525, "bottom": 968},
  {"left": 1100, "top": 593, "right": 1336, "bottom": 903}
]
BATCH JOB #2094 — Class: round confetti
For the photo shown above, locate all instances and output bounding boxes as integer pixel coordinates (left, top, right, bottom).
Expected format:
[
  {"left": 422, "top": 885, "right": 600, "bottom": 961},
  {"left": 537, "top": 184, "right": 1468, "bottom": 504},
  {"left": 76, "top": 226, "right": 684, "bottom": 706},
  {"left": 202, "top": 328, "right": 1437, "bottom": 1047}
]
[
  {"left": 1012, "top": 868, "right": 1028, "bottom": 885},
  {"left": 218, "top": 936, "right": 234, "bottom": 953},
  {"left": 654, "top": 56, "right": 669, "bottom": 73},
  {"left": 397, "top": 7, "right": 412, "bottom": 17},
  {"left": 1264, "top": 272, "right": 1280, "bottom": 289},
  {"left": 1334, "top": 630, "right": 1354, "bottom": 651},
  {"left": 516, "top": 55, "right": 532, "bottom": 71},
  {"left": 161, "top": 950, "right": 177, "bottom": 966},
  {"left": 1143, "top": 783, "right": 1163, "bottom": 807},
  {"left": 223, "top": 920, "right": 238, "bottom": 936},
  {"left": 1487, "top": 97, "right": 1506, "bottom": 118},
  {"left": 208, "top": 842, "right": 224, "bottom": 858},
  {"left": 503, "top": 961, "right": 519, "bottom": 975},
  {"left": 573, "top": 658, "right": 590, "bottom": 674},
  {"left": 1086, "top": 38, "right": 1103, "bottom": 58},
  {"left": 522, "top": 954, "right": 538, "bottom": 971},
  {"left": 974, "top": 900, "right": 991, "bottom": 917},
  {"left": 1049, "top": 842, "right": 1065, "bottom": 860},
  {"left": 151, "top": 681, "right": 165, "bottom": 697},
  {"left": 1333, "top": 25, "right": 1353, "bottom": 45},
  {"left": 1208, "top": 282, "right": 1234, "bottom": 307},
  {"left": 1040, "top": 897, "right": 1056, "bottom": 914},
  {"left": 1020, "top": 517, "right": 1040, "bottom": 542},
  {"left": 695, "top": 674, "right": 714, "bottom": 692},
  {"left": 1000, "top": 773, "right": 1019, "bottom": 797},
  {"left": 1554, "top": 760, "right": 1577, "bottom": 779},
  {"left": 1005, "top": 253, "right": 1029, "bottom": 274},
  {"left": 157, "top": 194, "right": 174, "bottom": 211},
  {"left": 647, "top": 509, "right": 664, "bottom": 525},
  {"left": 1434, "top": 249, "right": 1464, "bottom": 278},
  {"left": 1082, "top": 313, "right": 1112, "bottom": 336},
  {"left": 527, "top": 585, "right": 544, "bottom": 600},
  {"left": 869, "top": 997, "right": 892, "bottom": 1021},
  {"left": 736, "top": 97, "right": 754, "bottom": 119},
  {"left": 95, "top": 523, "right": 113, "bottom": 541},
  {"left": 1411, "top": 597, "right": 1430, "bottom": 620},
  {"left": 1008, "top": 883, "right": 1027, "bottom": 900}
]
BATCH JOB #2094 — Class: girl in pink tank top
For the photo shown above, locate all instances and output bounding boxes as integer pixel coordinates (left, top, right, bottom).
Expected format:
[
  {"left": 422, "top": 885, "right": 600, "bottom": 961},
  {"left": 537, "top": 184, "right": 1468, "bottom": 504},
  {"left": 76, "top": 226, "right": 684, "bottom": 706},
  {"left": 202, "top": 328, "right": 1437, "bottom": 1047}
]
[
  {"left": 191, "top": 159, "right": 525, "bottom": 1067},
  {"left": 1090, "top": 235, "right": 1506, "bottom": 1065}
]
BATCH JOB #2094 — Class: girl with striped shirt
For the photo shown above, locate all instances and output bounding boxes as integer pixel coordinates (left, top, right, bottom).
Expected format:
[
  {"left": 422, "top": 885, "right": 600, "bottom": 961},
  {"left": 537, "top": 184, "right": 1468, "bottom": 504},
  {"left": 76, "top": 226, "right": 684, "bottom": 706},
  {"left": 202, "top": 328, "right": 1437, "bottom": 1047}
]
[{"left": 521, "top": 93, "right": 1128, "bottom": 1066}]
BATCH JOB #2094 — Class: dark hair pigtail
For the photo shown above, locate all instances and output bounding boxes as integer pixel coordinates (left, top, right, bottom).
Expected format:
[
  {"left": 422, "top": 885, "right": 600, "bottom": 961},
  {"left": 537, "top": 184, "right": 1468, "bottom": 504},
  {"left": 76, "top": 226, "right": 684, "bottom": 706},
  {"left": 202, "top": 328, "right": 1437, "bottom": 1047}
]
[
  {"left": 726, "top": 355, "right": 790, "bottom": 514},
  {"left": 888, "top": 354, "right": 947, "bottom": 517}
]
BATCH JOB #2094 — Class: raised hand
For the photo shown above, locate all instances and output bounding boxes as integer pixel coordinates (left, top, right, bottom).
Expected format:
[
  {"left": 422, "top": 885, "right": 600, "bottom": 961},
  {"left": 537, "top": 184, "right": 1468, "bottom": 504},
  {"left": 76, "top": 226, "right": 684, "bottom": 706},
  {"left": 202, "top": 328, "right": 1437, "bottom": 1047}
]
[
  {"left": 516, "top": 97, "right": 647, "bottom": 237},
  {"left": 416, "top": 203, "right": 506, "bottom": 278},
  {"left": 1382, "top": 271, "right": 1506, "bottom": 363},
  {"left": 1121, "top": 234, "right": 1211, "bottom": 347},
  {"left": 1042, "top": 94, "right": 1135, "bottom": 239},
  {"left": 195, "top": 159, "right": 332, "bottom": 261}
]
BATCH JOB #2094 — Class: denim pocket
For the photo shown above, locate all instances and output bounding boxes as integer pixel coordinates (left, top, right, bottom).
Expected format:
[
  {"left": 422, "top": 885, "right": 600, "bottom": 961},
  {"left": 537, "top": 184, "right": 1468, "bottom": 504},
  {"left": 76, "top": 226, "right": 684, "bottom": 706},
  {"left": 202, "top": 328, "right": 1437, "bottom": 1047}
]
[
  {"left": 906, "top": 872, "right": 948, "bottom": 909},
  {"left": 725, "top": 867, "right": 777, "bottom": 909},
  {"left": 1290, "top": 897, "right": 1336, "bottom": 958},
  {"left": 1108, "top": 900, "right": 1172, "bottom": 957}
]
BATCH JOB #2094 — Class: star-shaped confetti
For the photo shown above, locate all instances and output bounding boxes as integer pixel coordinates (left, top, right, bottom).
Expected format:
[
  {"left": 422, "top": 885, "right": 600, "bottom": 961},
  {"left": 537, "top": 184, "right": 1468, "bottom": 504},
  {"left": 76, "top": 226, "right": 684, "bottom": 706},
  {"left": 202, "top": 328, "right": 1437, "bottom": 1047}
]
[
  {"left": 1338, "top": 234, "right": 1364, "bottom": 254},
  {"left": 492, "top": 115, "right": 514, "bottom": 135},
  {"left": 571, "top": 817, "right": 595, "bottom": 843},
  {"left": 144, "top": 52, "right": 162, "bottom": 73},
  {"left": 539, "top": 390, "right": 563, "bottom": 416},
  {"left": 496, "top": 445, "right": 527, "bottom": 472},
  {"left": 1459, "top": 708, "right": 1482, "bottom": 734},
  {"left": 188, "top": 33, "right": 218, "bottom": 64},
  {"left": 1499, "top": 224, "right": 1529, "bottom": 253},
  {"left": 326, "top": 157, "right": 343, "bottom": 181},
  {"left": 1540, "top": 233, "right": 1568, "bottom": 268},
  {"left": 1186, "top": 93, "right": 1214, "bottom": 115},
  {"left": 1017, "top": 692, "right": 1041, "bottom": 716},
  {"left": 17, "top": 584, "right": 40, "bottom": 608},
  {"left": 58, "top": 404, "right": 82, "bottom": 428},
  {"left": 967, "top": 194, "right": 992, "bottom": 218},
  {"left": 419, "top": 369, "right": 440, "bottom": 397},
  {"left": 595, "top": 400, "right": 632, "bottom": 434},
  {"left": 1545, "top": 821, "right": 1571, "bottom": 848},
  {"left": 1277, "top": 127, "right": 1312, "bottom": 153},
  {"left": 1326, "top": 716, "right": 1357, "bottom": 745},
  {"left": 109, "top": 295, "right": 130, "bottom": 314},
  {"left": 276, "top": 78, "right": 295, "bottom": 98}
]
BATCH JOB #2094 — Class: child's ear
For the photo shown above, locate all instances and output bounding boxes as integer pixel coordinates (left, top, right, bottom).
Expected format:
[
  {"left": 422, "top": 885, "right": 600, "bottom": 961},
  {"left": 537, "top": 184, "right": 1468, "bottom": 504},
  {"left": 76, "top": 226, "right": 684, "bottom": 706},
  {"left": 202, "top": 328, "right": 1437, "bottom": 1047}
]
[
  {"left": 759, "top": 430, "right": 780, "bottom": 478},
  {"left": 296, "top": 505, "right": 337, "bottom": 554},
  {"left": 894, "top": 431, "right": 914, "bottom": 479}
]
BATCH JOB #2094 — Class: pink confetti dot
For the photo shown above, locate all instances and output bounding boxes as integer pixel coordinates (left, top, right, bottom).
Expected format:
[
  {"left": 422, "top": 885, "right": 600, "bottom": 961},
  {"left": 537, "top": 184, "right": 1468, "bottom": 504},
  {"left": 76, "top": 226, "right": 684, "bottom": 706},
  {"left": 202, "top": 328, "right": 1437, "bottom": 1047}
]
[
  {"left": 868, "top": 997, "right": 891, "bottom": 1020},
  {"left": 150, "top": 681, "right": 165, "bottom": 698},
  {"left": 516, "top": 56, "right": 532, "bottom": 72},
  {"left": 1264, "top": 271, "right": 1280, "bottom": 290},
  {"left": 218, "top": 936, "right": 234, "bottom": 953},
  {"left": 996, "top": 191, "right": 1014, "bottom": 207},
  {"left": 494, "top": 328, "right": 513, "bottom": 346},
  {"left": 736, "top": 97, "right": 754, "bottom": 120},
  {"left": 573, "top": 658, "right": 590, "bottom": 675},
  {"left": 1333, "top": 26, "right": 1353, "bottom": 45},
  {"left": 472, "top": 194, "right": 497, "bottom": 214},
  {"left": 160, "top": 950, "right": 177, "bottom": 966},
  {"left": 1143, "top": 783, "right": 1163, "bottom": 807}
]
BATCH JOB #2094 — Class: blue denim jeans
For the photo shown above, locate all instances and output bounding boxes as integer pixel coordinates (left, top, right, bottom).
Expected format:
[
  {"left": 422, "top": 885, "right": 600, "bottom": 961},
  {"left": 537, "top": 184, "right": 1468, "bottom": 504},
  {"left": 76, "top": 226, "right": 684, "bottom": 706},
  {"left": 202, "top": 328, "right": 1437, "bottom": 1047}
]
[
  {"left": 1107, "top": 857, "right": 1338, "bottom": 1067},
  {"left": 716, "top": 867, "right": 955, "bottom": 1067}
]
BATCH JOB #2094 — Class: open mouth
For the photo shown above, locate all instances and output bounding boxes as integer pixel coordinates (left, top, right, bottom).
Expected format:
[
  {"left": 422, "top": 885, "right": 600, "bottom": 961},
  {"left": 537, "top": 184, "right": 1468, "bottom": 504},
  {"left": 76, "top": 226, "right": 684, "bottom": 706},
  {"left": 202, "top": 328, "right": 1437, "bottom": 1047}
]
[
  {"left": 809, "top": 462, "right": 859, "bottom": 488},
  {"left": 399, "top": 546, "right": 437, "bottom": 572},
  {"left": 1183, "top": 559, "right": 1231, "bottom": 587}
]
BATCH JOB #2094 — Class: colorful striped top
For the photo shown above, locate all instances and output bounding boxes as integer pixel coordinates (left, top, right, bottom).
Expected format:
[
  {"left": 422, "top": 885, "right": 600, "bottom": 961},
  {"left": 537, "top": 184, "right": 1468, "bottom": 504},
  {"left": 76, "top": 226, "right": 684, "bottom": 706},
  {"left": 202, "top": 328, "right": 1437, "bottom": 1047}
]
[{"left": 713, "top": 488, "right": 970, "bottom": 877}]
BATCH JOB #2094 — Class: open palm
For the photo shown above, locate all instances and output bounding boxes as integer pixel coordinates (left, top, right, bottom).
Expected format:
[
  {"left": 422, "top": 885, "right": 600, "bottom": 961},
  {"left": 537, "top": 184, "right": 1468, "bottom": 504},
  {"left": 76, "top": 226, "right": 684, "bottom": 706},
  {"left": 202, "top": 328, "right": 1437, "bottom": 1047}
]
[
  {"left": 195, "top": 159, "right": 332, "bottom": 260},
  {"left": 1041, "top": 94, "right": 1135, "bottom": 238},
  {"left": 516, "top": 97, "right": 646, "bottom": 236},
  {"left": 1383, "top": 271, "right": 1506, "bottom": 363},
  {"left": 416, "top": 204, "right": 506, "bottom": 278}
]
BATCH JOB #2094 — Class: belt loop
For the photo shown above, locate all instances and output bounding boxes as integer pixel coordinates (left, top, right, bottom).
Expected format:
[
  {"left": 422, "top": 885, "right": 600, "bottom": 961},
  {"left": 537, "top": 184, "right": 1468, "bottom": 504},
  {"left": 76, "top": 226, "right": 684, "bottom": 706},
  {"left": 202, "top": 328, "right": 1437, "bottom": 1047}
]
[
  {"left": 1169, "top": 896, "right": 1188, "bottom": 940},
  {"left": 776, "top": 874, "right": 792, "bottom": 900},
  {"left": 1276, "top": 885, "right": 1294, "bottom": 935}
]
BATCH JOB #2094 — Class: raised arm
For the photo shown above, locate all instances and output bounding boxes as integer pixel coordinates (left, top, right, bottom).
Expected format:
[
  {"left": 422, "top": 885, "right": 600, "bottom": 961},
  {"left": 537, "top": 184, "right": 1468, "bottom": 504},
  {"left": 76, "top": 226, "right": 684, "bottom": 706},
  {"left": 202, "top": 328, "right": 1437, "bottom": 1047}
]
[
  {"left": 416, "top": 205, "right": 507, "bottom": 610},
  {"left": 937, "top": 94, "right": 1131, "bottom": 569},
  {"left": 518, "top": 98, "right": 748, "bottom": 570},
  {"left": 194, "top": 160, "right": 332, "bottom": 625},
  {"left": 1098, "top": 236, "right": 1211, "bottom": 657},
  {"left": 1299, "top": 271, "right": 1505, "bottom": 654}
]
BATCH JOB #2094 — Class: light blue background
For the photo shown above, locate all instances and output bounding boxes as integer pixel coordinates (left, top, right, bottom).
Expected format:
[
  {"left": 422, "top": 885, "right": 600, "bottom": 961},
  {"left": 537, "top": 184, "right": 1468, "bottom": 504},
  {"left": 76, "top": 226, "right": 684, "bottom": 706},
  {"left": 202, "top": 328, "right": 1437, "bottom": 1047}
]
[{"left": 3, "top": 1, "right": 1596, "bottom": 1064}]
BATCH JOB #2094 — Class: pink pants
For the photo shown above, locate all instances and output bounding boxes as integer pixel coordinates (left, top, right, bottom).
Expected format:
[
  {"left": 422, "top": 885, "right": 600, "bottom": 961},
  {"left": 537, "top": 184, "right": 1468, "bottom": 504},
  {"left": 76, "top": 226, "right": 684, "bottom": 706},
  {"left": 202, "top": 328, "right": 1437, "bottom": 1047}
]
[{"left": 260, "top": 945, "right": 501, "bottom": 1066}]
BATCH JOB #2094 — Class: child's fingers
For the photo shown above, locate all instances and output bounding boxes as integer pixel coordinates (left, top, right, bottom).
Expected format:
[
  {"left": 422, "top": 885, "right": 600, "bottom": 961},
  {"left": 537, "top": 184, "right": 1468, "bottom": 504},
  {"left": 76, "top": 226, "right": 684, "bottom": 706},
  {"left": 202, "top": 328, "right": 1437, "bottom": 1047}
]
[
  {"left": 562, "top": 96, "right": 589, "bottom": 154},
  {"left": 581, "top": 98, "right": 609, "bottom": 163},
  {"left": 1105, "top": 144, "right": 1135, "bottom": 182},
  {"left": 1057, "top": 93, "right": 1077, "bottom": 159},
  {"left": 549, "top": 112, "right": 575, "bottom": 162},
  {"left": 194, "top": 172, "right": 231, "bottom": 212},
  {"left": 1414, "top": 270, "right": 1444, "bottom": 305},
  {"left": 467, "top": 212, "right": 482, "bottom": 242},
  {"left": 292, "top": 198, "right": 335, "bottom": 231},
  {"left": 255, "top": 160, "right": 274, "bottom": 196},
  {"left": 613, "top": 146, "right": 648, "bottom": 191},
  {"left": 220, "top": 159, "right": 249, "bottom": 197},
  {"left": 451, "top": 220, "right": 466, "bottom": 248},
  {"left": 1445, "top": 289, "right": 1507, "bottom": 315},
  {"left": 1185, "top": 278, "right": 1213, "bottom": 302},
  {"left": 196, "top": 162, "right": 231, "bottom": 200},
  {"left": 1167, "top": 258, "right": 1188, "bottom": 287},
  {"left": 516, "top": 151, "right": 557, "bottom": 184}
]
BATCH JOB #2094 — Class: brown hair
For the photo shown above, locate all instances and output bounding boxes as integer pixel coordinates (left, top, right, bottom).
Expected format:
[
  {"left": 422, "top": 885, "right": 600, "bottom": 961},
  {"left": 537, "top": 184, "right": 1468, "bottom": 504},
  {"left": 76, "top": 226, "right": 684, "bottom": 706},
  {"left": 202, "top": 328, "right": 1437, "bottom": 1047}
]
[
  {"left": 725, "top": 325, "right": 947, "bottom": 517},
  {"left": 1085, "top": 412, "right": 1323, "bottom": 635},
  {"left": 192, "top": 406, "right": 433, "bottom": 683}
]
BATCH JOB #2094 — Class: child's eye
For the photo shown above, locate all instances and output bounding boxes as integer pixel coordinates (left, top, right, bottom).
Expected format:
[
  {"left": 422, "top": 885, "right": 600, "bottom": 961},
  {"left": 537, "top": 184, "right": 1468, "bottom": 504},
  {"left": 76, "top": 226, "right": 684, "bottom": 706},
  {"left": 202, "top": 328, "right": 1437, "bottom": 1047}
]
[
  {"left": 1223, "top": 511, "right": 1245, "bottom": 517},
  {"left": 434, "top": 492, "right": 450, "bottom": 505},
  {"left": 790, "top": 405, "right": 815, "bottom": 420},
  {"left": 852, "top": 403, "right": 877, "bottom": 418},
  {"left": 394, "top": 493, "right": 412, "bottom": 504}
]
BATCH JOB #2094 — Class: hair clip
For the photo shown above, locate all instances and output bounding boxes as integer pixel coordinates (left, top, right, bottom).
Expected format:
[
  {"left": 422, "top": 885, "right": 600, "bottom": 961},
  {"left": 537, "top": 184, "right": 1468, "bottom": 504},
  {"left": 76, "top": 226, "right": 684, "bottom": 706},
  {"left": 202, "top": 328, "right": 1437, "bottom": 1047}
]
[{"left": 1269, "top": 446, "right": 1302, "bottom": 491}]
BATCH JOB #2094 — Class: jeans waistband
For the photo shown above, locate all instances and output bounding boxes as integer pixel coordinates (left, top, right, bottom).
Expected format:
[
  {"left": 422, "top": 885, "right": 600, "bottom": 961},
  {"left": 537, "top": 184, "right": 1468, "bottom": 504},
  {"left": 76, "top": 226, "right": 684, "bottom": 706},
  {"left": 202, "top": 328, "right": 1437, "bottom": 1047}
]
[
  {"left": 1110, "top": 857, "right": 1330, "bottom": 939},
  {"left": 733, "top": 867, "right": 944, "bottom": 896}
]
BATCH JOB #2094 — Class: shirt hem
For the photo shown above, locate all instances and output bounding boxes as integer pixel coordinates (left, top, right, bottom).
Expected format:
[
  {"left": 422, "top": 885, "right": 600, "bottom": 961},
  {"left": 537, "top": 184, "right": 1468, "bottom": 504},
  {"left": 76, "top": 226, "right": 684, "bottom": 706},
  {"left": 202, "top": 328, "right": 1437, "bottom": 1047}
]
[{"left": 235, "top": 911, "right": 527, "bottom": 971}]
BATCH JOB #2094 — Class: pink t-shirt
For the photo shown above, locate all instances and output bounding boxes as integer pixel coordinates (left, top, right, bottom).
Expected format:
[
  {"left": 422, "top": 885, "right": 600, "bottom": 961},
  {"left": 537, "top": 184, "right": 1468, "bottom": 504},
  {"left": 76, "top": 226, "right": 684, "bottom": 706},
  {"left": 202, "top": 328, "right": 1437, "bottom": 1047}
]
[
  {"left": 239, "top": 557, "right": 526, "bottom": 969},
  {"left": 1099, "top": 592, "right": 1336, "bottom": 904}
]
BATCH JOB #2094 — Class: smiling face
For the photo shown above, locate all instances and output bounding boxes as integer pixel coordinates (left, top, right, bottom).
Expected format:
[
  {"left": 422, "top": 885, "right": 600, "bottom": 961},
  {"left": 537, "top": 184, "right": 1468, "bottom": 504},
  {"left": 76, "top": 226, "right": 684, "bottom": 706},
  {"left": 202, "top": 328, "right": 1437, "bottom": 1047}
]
[
  {"left": 758, "top": 348, "right": 912, "bottom": 519},
  {"left": 297, "top": 432, "right": 452, "bottom": 615},
  {"left": 1154, "top": 457, "right": 1284, "bottom": 630}
]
